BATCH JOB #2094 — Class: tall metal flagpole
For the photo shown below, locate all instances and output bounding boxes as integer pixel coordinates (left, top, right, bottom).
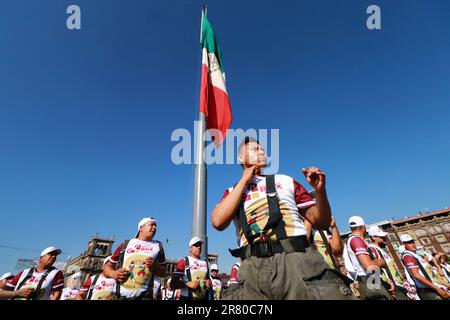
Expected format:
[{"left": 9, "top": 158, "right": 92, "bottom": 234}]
[{"left": 192, "top": 5, "right": 208, "bottom": 258}]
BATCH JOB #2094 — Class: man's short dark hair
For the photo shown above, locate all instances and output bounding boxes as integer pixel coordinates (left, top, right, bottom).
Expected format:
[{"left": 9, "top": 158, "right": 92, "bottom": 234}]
[{"left": 238, "top": 136, "right": 259, "bottom": 154}]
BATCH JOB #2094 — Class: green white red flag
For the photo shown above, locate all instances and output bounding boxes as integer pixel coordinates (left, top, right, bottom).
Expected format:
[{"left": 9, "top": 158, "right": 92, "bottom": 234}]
[{"left": 199, "top": 15, "right": 232, "bottom": 147}]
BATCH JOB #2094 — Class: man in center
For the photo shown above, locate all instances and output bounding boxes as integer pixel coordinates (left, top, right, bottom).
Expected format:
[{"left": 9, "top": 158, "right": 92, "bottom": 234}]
[{"left": 211, "top": 137, "right": 353, "bottom": 300}]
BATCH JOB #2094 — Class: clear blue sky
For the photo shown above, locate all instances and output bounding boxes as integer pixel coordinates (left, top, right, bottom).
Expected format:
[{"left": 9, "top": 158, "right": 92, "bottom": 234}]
[{"left": 1, "top": 0, "right": 449, "bottom": 275}]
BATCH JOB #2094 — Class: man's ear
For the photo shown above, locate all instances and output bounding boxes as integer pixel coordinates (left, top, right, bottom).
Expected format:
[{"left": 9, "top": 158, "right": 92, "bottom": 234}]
[{"left": 237, "top": 153, "right": 244, "bottom": 164}]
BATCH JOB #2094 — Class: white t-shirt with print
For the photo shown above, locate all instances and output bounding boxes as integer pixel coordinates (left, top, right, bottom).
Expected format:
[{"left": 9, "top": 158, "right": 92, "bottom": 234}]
[
  {"left": 6, "top": 268, "right": 64, "bottom": 300},
  {"left": 60, "top": 287, "right": 79, "bottom": 300},
  {"left": 80, "top": 274, "right": 117, "bottom": 300},
  {"left": 109, "top": 238, "right": 163, "bottom": 299},
  {"left": 220, "top": 174, "right": 316, "bottom": 247}
]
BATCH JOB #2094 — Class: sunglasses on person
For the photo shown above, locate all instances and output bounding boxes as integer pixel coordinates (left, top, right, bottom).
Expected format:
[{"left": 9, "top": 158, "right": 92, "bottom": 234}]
[{"left": 192, "top": 243, "right": 202, "bottom": 247}]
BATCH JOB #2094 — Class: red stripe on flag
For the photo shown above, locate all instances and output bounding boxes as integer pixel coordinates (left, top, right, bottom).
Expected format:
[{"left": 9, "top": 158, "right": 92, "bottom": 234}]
[{"left": 199, "top": 64, "right": 232, "bottom": 147}]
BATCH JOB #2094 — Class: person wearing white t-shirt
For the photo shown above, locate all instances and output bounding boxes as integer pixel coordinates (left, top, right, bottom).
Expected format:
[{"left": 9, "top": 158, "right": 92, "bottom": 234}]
[
  {"left": 210, "top": 264, "right": 223, "bottom": 300},
  {"left": 77, "top": 256, "right": 118, "bottom": 300},
  {"left": 367, "top": 226, "right": 408, "bottom": 300},
  {"left": 344, "top": 216, "right": 391, "bottom": 300},
  {"left": 400, "top": 234, "right": 449, "bottom": 300},
  {"left": 0, "top": 272, "right": 34, "bottom": 300},
  {"left": 60, "top": 272, "right": 81, "bottom": 300},
  {"left": 304, "top": 216, "right": 343, "bottom": 270},
  {"left": 4, "top": 246, "right": 65, "bottom": 300},
  {"left": 211, "top": 137, "right": 354, "bottom": 300},
  {"left": 170, "top": 237, "right": 213, "bottom": 300},
  {"left": 436, "top": 253, "right": 450, "bottom": 282},
  {"left": 103, "top": 217, "right": 166, "bottom": 300}
]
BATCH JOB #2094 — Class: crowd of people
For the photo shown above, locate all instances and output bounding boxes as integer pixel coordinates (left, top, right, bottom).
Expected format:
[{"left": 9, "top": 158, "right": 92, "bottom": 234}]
[{"left": 1, "top": 137, "right": 449, "bottom": 300}]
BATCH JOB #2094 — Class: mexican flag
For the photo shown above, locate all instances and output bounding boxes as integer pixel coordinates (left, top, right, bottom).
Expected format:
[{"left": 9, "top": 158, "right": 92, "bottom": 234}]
[{"left": 199, "top": 15, "right": 232, "bottom": 147}]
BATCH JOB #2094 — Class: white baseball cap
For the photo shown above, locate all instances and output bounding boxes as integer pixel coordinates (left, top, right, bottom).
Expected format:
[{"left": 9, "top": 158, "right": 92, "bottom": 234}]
[
  {"left": 400, "top": 234, "right": 415, "bottom": 243},
  {"left": 367, "top": 225, "right": 388, "bottom": 238},
  {"left": 135, "top": 217, "right": 157, "bottom": 237},
  {"left": 70, "top": 272, "right": 81, "bottom": 279},
  {"left": 0, "top": 272, "right": 14, "bottom": 281},
  {"left": 189, "top": 236, "right": 203, "bottom": 247},
  {"left": 349, "top": 216, "right": 365, "bottom": 228},
  {"left": 211, "top": 264, "right": 218, "bottom": 271},
  {"left": 40, "top": 246, "right": 62, "bottom": 257}
]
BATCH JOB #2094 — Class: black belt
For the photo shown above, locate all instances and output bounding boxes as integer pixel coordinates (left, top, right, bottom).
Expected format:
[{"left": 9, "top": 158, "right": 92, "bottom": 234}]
[{"left": 229, "top": 235, "right": 310, "bottom": 259}]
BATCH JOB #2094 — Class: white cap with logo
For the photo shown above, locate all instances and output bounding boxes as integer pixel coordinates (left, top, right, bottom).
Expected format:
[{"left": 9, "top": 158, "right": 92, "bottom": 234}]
[
  {"left": 400, "top": 234, "right": 415, "bottom": 243},
  {"left": 189, "top": 236, "right": 203, "bottom": 247},
  {"left": 135, "top": 217, "right": 157, "bottom": 237},
  {"left": 349, "top": 216, "right": 365, "bottom": 228},
  {"left": 367, "top": 225, "right": 388, "bottom": 237},
  {"left": 40, "top": 246, "right": 62, "bottom": 257},
  {"left": 211, "top": 264, "right": 218, "bottom": 271}
]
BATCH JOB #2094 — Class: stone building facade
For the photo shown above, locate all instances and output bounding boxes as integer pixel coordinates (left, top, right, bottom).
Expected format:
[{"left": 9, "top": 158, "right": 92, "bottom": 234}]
[{"left": 63, "top": 234, "right": 115, "bottom": 286}]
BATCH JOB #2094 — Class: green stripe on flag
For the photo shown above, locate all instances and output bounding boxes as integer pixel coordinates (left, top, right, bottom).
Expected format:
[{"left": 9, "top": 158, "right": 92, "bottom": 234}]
[{"left": 201, "top": 15, "right": 225, "bottom": 73}]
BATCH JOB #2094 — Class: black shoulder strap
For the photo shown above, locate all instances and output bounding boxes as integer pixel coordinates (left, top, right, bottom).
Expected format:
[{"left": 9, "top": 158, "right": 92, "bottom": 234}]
[
  {"left": 16, "top": 267, "right": 35, "bottom": 291},
  {"left": 156, "top": 241, "right": 165, "bottom": 262},
  {"left": 184, "top": 257, "right": 191, "bottom": 281},
  {"left": 117, "top": 240, "right": 130, "bottom": 269},
  {"left": 237, "top": 203, "right": 256, "bottom": 244},
  {"left": 114, "top": 240, "right": 130, "bottom": 299},
  {"left": 234, "top": 181, "right": 256, "bottom": 245},
  {"left": 184, "top": 257, "right": 192, "bottom": 299},
  {"left": 86, "top": 273, "right": 101, "bottom": 300},
  {"left": 31, "top": 267, "right": 55, "bottom": 300},
  {"left": 205, "top": 259, "right": 210, "bottom": 279},
  {"left": 236, "top": 175, "right": 287, "bottom": 245},
  {"left": 264, "top": 174, "right": 287, "bottom": 240},
  {"left": 318, "top": 230, "right": 339, "bottom": 270}
]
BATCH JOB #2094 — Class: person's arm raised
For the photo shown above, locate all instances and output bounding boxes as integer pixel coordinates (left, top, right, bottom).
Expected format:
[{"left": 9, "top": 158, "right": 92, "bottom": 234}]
[
  {"left": 211, "top": 166, "right": 257, "bottom": 231},
  {"left": 301, "top": 167, "right": 332, "bottom": 230}
]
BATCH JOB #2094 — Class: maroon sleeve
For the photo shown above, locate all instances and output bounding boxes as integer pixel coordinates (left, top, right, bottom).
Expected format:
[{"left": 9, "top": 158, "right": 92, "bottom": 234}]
[
  {"left": 369, "top": 247, "right": 380, "bottom": 259},
  {"left": 51, "top": 270, "right": 64, "bottom": 291},
  {"left": 80, "top": 277, "right": 92, "bottom": 292},
  {"left": 402, "top": 254, "right": 419, "bottom": 270},
  {"left": 175, "top": 258, "right": 186, "bottom": 272},
  {"left": 109, "top": 243, "right": 124, "bottom": 264},
  {"left": 350, "top": 237, "right": 369, "bottom": 256},
  {"left": 5, "top": 271, "right": 23, "bottom": 290},
  {"left": 293, "top": 180, "right": 316, "bottom": 210}
]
